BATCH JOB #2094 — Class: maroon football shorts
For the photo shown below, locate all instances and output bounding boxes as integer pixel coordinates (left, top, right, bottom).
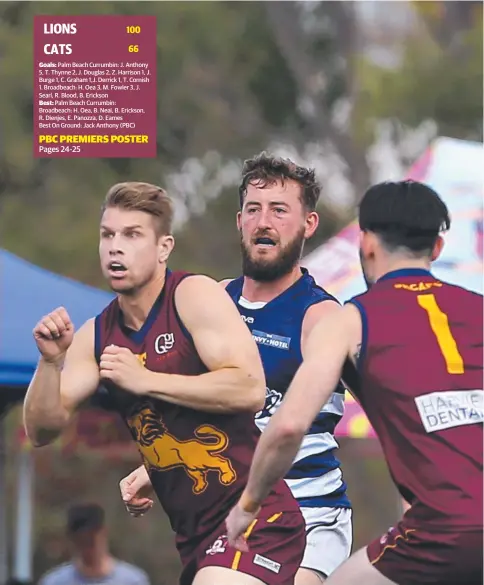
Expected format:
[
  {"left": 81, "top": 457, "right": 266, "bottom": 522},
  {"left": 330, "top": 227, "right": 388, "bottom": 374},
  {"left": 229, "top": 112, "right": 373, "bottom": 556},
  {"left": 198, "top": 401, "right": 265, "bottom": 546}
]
[
  {"left": 179, "top": 510, "right": 306, "bottom": 585},
  {"left": 367, "top": 518, "right": 483, "bottom": 585}
]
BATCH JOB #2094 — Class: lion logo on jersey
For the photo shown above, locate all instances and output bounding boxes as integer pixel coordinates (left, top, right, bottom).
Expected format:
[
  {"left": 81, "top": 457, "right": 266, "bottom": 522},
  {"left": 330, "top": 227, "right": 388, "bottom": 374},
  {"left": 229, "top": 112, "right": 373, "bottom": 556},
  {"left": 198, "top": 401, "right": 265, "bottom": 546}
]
[{"left": 126, "top": 405, "right": 237, "bottom": 494}]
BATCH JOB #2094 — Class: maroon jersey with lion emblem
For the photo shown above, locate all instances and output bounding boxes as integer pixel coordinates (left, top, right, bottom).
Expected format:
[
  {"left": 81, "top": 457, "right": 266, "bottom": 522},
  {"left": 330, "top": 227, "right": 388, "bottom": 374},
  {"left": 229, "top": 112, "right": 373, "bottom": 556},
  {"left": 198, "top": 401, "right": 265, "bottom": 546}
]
[
  {"left": 348, "top": 268, "right": 483, "bottom": 531},
  {"left": 94, "top": 270, "right": 300, "bottom": 553}
]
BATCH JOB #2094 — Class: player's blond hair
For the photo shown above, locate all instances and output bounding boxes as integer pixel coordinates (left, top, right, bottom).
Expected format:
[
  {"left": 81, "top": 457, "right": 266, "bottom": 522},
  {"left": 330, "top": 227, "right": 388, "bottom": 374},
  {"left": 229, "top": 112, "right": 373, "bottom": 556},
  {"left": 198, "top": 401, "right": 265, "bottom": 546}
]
[{"left": 102, "top": 182, "right": 173, "bottom": 237}]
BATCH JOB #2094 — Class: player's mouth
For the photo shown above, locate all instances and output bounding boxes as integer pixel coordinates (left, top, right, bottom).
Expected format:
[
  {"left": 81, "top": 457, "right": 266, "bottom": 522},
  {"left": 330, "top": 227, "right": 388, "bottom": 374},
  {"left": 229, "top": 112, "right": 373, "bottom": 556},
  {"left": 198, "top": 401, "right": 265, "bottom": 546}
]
[
  {"left": 107, "top": 260, "right": 128, "bottom": 278},
  {"left": 254, "top": 236, "right": 277, "bottom": 249}
]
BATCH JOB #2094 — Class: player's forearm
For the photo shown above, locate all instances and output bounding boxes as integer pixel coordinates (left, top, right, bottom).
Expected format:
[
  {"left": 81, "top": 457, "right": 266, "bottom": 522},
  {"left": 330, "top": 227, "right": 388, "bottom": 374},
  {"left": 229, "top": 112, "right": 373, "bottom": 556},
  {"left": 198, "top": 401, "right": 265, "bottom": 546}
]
[
  {"left": 241, "top": 416, "right": 303, "bottom": 510},
  {"left": 143, "top": 368, "right": 265, "bottom": 414},
  {"left": 23, "top": 358, "right": 71, "bottom": 447}
]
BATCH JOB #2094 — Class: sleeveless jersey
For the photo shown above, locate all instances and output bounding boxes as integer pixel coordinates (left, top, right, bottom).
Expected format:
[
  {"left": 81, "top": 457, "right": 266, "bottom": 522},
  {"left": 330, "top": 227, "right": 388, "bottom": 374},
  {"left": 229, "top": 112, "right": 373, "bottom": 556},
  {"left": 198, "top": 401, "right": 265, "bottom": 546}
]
[
  {"left": 226, "top": 269, "right": 350, "bottom": 509},
  {"left": 94, "top": 270, "right": 299, "bottom": 552},
  {"left": 349, "top": 268, "right": 483, "bottom": 530}
]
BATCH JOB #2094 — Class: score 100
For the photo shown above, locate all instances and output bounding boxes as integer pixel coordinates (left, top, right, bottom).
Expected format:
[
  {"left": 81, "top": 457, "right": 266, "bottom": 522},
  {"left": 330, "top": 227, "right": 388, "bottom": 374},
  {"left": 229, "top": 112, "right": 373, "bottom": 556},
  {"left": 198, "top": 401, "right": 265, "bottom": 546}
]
[{"left": 126, "top": 25, "right": 141, "bottom": 34}]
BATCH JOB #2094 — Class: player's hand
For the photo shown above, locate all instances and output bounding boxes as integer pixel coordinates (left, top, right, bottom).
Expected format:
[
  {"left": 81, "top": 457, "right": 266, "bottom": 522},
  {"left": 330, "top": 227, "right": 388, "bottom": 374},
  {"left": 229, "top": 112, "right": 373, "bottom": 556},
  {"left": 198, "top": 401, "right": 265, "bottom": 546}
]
[
  {"left": 225, "top": 503, "right": 256, "bottom": 552},
  {"left": 99, "top": 345, "right": 151, "bottom": 394},
  {"left": 33, "top": 307, "right": 74, "bottom": 364},
  {"left": 120, "top": 465, "right": 154, "bottom": 517}
]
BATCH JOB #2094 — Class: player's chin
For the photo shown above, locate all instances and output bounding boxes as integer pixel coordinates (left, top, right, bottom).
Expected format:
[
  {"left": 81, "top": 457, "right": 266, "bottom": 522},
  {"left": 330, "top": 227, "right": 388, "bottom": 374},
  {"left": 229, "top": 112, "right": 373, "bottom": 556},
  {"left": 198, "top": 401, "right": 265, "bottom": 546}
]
[
  {"left": 107, "top": 276, "right": 135, "bottom": 293},
  {"left": 251, "top": 245, "right": 279, "bottom": 258},
  {"left": 253, "top": 249, "right": 282, "bottom": 266}
]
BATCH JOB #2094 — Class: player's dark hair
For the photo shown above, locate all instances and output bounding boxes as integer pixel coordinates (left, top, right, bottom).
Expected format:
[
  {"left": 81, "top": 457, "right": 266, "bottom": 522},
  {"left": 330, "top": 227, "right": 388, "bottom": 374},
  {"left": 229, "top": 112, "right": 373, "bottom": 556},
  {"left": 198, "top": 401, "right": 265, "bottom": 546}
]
[
  {"left": 102, "top": 182, "right": 173, "bottom": 236},
  {"left": 66, "top": 503, "right": 105, "bottom": 535},
  {"left": 239, "top": 152, "right": 321, "bottom": 211},
  {"left": 359, "top": 180, "right": 450, "bottom": 255}
]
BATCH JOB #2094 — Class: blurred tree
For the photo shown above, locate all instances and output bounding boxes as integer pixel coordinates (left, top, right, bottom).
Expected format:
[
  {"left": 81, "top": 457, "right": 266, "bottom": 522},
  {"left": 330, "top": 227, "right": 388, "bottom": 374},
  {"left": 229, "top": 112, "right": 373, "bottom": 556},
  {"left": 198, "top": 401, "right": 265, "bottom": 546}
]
[
  {"left": 414, "top": 0, "right": 480, "bottom": 55},
  {"left": 354, "top": 0, "right": 483, "bottom": 154},
  {"left": 0, "top": 0, "right": 352, "bottom": 284},
  {"left": 0, "top": 0, "right": 482, "bottom": 283},
  {"left": 264, "top": 1, "right": 371, "bottom": 196}
]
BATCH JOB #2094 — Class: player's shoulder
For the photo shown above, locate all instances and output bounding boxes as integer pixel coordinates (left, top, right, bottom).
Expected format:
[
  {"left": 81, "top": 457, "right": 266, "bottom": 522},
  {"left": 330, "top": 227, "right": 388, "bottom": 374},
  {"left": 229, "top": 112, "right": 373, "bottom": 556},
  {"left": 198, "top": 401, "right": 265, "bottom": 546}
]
[
  {"left": 442, "top": 280, "right": 483, "bottom": 299},
  {"left": 439, "top": 281, "right": 483, "bottom": 318},
  {"left": 94, "top": 294, "right": 119, "bottom": 326},
  {"left": 38, "top": 563, "right": 75, "bottom": 585},
  {"left": 300, "top": 270, "right": 340, "bottom": 327},
  {"left": 219, "top": 278, "right": 234, "bottom": 289},
  {"left": 79, "top": 316, "right": 96, "bottom": 330},
  {"left": 174, "top": 273, "right": 237, "bottom": 317},
  {"left": 302, "top": 296, "right": 342, "bottom": 337},
  {"left": 112, "top": 559, "right": 150, "bottom": 584},
  {"left": 301, "top": 268, "right": 338, "bottom": 302},
  {"left": 175, "top": 272, "right": 220, "bottom": 294}
]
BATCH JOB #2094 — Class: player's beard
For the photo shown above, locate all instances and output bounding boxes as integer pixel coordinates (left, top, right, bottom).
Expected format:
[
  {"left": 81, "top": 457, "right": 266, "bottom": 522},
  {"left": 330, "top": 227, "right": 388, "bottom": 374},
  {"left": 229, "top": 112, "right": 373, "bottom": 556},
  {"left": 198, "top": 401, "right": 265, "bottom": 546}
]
[
  {"left": 359, "top": 248, "right": 374, "bottom": 289},
  {"left": 240, "top": 227, "right": 305, "bottom": 282}
]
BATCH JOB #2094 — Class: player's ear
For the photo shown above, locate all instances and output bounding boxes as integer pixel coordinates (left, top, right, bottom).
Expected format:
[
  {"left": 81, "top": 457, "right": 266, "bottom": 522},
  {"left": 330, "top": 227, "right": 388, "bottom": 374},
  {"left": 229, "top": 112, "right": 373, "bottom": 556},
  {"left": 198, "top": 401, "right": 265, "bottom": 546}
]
[
  {"left": 304, "top": 211, "right": 319, "bottom": 238},
  {"left": 236, "top": 211, "right": 242, "bottom": 231},
  {"left": 431, "top": 235, "right": 444, "bottom": 262},
  {"left": 359, "top": 230, "right": 375, "bottom": 258},
  {"left": 158, "top": 234, "right": 175, "bottom": 263}
]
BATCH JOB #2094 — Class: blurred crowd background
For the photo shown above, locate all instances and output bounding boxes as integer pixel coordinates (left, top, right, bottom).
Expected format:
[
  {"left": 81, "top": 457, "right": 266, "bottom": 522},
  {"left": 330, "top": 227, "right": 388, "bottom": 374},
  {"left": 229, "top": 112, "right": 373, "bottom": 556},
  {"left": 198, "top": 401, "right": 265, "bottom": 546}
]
[{"left": 0, "top": 1, "right": 482, "bottom": 584}]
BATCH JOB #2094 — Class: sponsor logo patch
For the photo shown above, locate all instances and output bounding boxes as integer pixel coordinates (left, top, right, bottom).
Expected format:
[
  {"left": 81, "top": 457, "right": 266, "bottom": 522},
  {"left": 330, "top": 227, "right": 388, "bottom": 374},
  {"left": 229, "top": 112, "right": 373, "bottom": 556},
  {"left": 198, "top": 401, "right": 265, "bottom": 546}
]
[
  {"left": 252, "top": 330, "right": 291, "bottom": 350},
  {"left": 253, "top": 554, "right": 281, "bottom": 574},
  {"left": 415, "top": 390, "right": 483, "bottom": 433}
]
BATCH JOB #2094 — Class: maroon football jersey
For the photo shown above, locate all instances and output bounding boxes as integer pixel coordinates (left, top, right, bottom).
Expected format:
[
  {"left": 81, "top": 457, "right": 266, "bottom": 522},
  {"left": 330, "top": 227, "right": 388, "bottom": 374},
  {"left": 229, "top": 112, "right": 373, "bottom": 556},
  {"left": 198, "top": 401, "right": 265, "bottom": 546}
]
[
  {"left": 349, "top": 268, "right": 483, "bottom": 530},
  {"left": 94, "top": 269, "right": 299, "bottom": 552}
]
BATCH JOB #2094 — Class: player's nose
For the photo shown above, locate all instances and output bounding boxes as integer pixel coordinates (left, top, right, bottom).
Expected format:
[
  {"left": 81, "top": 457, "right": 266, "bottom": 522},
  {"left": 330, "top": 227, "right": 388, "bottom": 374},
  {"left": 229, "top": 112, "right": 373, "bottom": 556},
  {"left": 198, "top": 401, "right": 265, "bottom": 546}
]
[
  {"left": 108, "top": 233, "right": 125, "bottom": 253},
  {"left": 256, "top": 208, "right": 273, "bottom": 230}
]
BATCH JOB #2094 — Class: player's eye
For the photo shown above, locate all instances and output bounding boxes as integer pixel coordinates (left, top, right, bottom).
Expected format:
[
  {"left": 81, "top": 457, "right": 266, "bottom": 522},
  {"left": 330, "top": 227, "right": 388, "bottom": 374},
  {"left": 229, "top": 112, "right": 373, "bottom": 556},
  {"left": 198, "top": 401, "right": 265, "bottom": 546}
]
[{"left": 101, "top": 231, "right": 113, "bottom": 239}]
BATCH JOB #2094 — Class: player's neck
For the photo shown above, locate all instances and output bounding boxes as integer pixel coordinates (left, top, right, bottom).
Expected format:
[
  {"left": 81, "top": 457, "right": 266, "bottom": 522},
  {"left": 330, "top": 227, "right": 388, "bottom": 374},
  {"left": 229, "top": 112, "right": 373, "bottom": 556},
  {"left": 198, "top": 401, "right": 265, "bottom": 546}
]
[
  {"left": 118, "top": 271, "right": 166, "bottom": 331},
  {"left": 76, "top": 553, "right": 113, "bottom": 578},
  {"left": 242, "top": 265, "right": 303, "bottom": 302},
  {"left": 377, "top": 257, "right": 431, "bottom": 281}
]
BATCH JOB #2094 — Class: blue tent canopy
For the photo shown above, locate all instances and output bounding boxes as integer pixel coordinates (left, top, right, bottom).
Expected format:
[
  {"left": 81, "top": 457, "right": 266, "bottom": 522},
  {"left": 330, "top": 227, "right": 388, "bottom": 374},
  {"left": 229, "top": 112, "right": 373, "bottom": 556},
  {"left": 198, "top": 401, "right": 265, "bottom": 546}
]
[{"left": 0, "top": 249, "right": 114, "bottom": 388}]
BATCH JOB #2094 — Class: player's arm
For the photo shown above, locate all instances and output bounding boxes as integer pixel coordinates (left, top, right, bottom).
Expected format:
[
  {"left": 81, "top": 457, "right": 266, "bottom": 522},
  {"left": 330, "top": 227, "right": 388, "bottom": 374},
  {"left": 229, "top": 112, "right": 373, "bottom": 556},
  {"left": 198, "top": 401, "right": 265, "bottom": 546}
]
[
  {"left": 141, "top": 275, "right": 265, "bottom": 413},
  {"left": 301, "top": 299, "right": 343, "bottom": 357},
  {"left": 219, "top": 278, "right": 233, "bottom": 288},
  {"left": 23, "top": 319, "right": 100, "bottom": 447},
  {"left": 238, "top": 303, "right": 360, "bottom": 511}
]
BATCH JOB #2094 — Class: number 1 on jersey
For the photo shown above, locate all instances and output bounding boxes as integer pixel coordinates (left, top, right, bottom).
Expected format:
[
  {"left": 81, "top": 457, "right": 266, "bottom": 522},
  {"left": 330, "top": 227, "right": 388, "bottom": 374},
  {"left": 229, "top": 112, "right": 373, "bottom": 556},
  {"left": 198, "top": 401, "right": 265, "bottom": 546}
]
[{"left": 417, "top": 294, "right": 464, "bottom": 374}]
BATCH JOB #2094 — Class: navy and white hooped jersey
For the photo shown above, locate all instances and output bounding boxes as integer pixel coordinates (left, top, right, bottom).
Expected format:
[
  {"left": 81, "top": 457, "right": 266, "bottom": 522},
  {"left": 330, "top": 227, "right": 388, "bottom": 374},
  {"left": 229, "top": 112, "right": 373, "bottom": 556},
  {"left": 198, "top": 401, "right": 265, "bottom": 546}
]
[{"left": 226, "top": 269, "right": 350, "bottom": 509}]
